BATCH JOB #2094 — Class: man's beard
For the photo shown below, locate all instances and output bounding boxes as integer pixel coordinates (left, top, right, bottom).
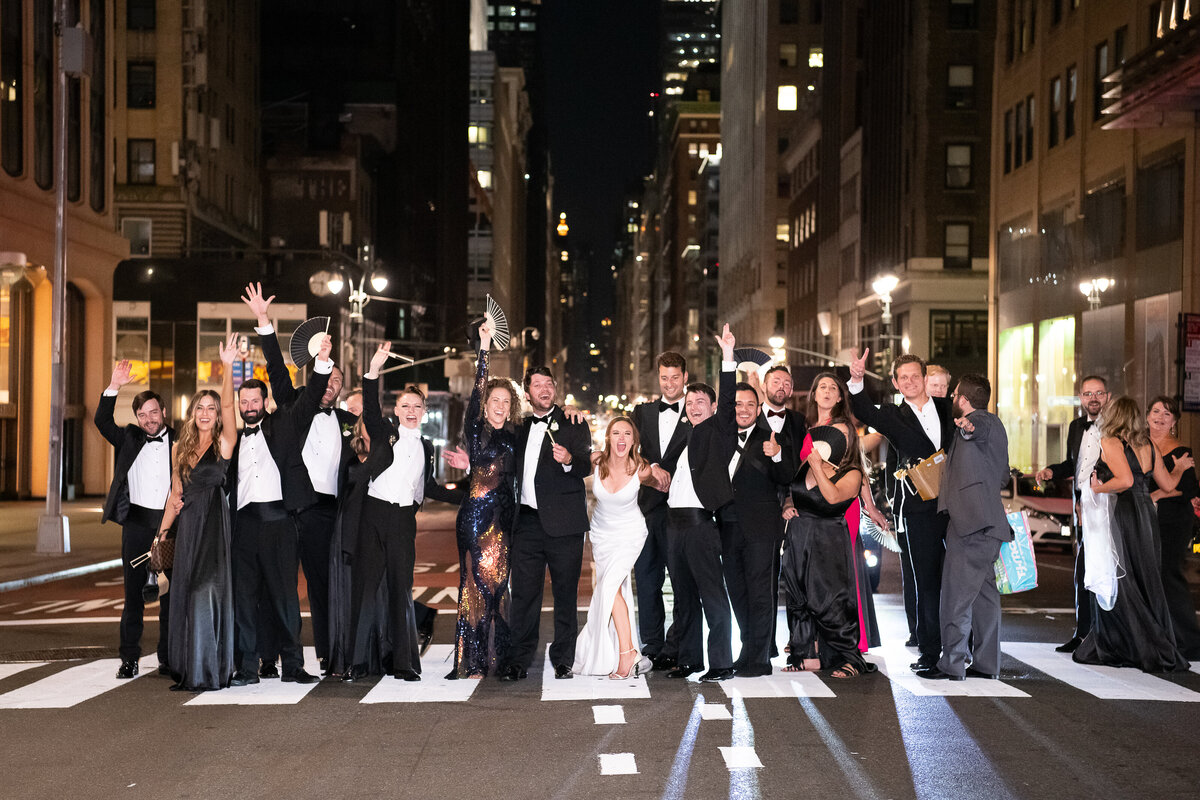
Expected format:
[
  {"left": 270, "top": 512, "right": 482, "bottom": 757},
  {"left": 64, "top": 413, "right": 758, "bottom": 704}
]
[
  {"left": 140, "top": 421, "right": 163, "bottom": 436},
  {"left": 240, "top": 408, "right": 265, "bottom": 425},
  {"left": 952, "top": 402, "right": 964, "bottom": 420}
]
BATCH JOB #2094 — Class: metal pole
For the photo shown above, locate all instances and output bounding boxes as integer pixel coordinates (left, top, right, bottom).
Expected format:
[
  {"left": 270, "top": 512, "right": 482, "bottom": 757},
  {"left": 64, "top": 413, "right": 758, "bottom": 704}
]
[{"left": 37, "top": 0, "right": 70, "bottom": 553}]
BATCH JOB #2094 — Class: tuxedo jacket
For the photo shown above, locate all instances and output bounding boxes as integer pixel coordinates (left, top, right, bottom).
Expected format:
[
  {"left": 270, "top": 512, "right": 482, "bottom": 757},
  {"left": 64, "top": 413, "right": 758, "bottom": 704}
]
[
  {"left": 94, "top": 393, "right": 175, "bottom": 525},
  {"left": 850, "top": 387, "right": 955, "bottom": 517},
  {"left": 226, "top": 366, "right": 329, "bottom": 525},
  {"left": 725, "top": 415, "right": 795, "bottom": 537},
  {"left": 631, "top": 398, "right": 691, "bottom": 515},
  {"left": 1046, "top": 415, "right": 1091, "bottom": 493},
  {"left": 938, "top": 410, "right": 1012, "bottom": 541},
  {"left": 339, "top": 376, "right": 465, "bottom": 561},
  {"left": 515, "top": 405, "right": 592, "bottom": 536},
  {"left": 666, "top": 368, "right": 737, "bottom": 513},
  {"left": 259, "top": 328, "right": 357, "bottom": 489},
  {"left": 762, "top": 406, "right": 808, "bottom": 472}
]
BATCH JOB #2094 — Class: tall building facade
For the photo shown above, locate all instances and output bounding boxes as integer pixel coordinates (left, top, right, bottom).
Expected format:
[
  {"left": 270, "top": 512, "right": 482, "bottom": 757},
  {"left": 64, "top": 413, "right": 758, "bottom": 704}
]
[
  {"left": 991, "top": 0, "right": 1198, "bottom": 470},
  {"left": 719, "top": 0, "right": 821, "bottom": 348},
  {"left": 0, "top": 1, "right": 129, "bottom": 499}
]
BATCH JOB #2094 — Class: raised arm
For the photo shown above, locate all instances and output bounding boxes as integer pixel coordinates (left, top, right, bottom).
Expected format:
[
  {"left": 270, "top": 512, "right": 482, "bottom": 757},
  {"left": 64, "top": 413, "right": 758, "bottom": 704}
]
[
  {"left": 217, "top": 332, "right": 239, "bottom": 459},
  {"left": 361, "top": 343, "right": 394, "bottom": 444},
  {"left": 285, "top": 335, "right": 333, "bottom": 425},
  {"left": 715, "top": 323, "right": 737, "bottom": 431},
  {"left": 463, "top": 322, "right": 494, "bottom": 461},
  {"left": 243, "top": 282, "right": 301, "bottom": 408},
  {"left": 94, "top": 360, "right": 133, "bottom": 446}
]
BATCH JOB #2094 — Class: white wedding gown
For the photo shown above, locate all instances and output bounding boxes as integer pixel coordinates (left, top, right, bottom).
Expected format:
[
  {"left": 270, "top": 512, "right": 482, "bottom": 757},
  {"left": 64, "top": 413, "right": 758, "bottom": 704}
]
[{"left": 573, "top": 468, "right": 650, "bottom": 676}]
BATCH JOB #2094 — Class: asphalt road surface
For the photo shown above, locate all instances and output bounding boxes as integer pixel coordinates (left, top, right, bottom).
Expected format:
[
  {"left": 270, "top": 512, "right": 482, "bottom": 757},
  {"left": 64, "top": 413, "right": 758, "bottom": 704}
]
[{"left": 2, "top": 517, "right": 1199, "bottom": 800}]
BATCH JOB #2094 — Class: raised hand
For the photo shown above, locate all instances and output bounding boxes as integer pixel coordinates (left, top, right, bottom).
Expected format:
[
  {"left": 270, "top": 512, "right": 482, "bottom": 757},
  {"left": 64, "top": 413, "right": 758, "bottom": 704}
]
[
  {"left": 955, "top": 415, "right": 975, "bottom": 434},
  {"left": 479, "top": 319, "right": 493, "bottom": 351},
  {"left": 806, "top": 447, "right": 825, "bottom": 469},
  {"left": 218, "top": 332, "right": 239, "bottom": 365},
  {"left": 561, "top": 405, "right": 587, "bottom": 424},
  {"left": 317, "top": 333, "right": 333, "bottom": 363},
  {"left": 763, "top": 430, "right": 781, "bottom": 458},
  {"left": 849, "top": 347, "right": 869, "bottom": 382},
  {"left": 1034, "top": 467, "right": 1053, "bottom": 483},
  {"left": 714, "top": 323, "right": 735, "bottom": 361},
  {"left": 442, "top": 445, "right": 469, "bottom": 471},
  {"left": 107, "top": 359, "right": 133, "bottom": 392},
  {"left": 368, "top": 342, "right": 391, "bottom": 377},
  {"left": 241, "top": 282, "right": 274, "bottom": 326}
]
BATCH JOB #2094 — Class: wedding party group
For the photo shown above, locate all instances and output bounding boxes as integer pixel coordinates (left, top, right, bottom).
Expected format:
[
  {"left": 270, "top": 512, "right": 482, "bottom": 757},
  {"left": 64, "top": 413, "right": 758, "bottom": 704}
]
[{"left": 95, "top": 283, "right": 1199, "bottom": 693}]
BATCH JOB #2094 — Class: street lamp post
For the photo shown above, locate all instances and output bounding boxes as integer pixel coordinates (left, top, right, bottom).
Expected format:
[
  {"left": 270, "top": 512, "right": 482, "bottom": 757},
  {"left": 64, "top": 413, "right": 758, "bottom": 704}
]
[
  {"left": 1079, "top": 277, "right": 1113, "bottom": 310},
  {"left": 871, "top": 273, "right": 901, "bottom": 375}
]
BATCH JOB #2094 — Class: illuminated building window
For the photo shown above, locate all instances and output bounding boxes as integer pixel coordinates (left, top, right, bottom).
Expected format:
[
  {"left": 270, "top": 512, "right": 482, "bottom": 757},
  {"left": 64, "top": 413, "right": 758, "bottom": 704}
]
[
  {"left": 808, "top": 48, "right": 823, "bottom": 68},
  {"left": 946, "top": 144, "right": 972, "bottom": 189},
  {"left": 688, "top": 190, "right": 697, "bottom": 206},
  {"left": 477, "top": 169, "right": 492, "bottom": 189},
  {"left": 777, "top": 85, "right": 798, "bottom": 111},
  {"left": 776, "top": 219, "right": 789, "bottom": 242}
]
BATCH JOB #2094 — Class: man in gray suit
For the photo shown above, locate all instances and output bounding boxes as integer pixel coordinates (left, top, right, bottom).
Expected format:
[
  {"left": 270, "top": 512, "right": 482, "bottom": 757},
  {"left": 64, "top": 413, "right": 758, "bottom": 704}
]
[{"left": 917, "top": 374, "right": 1012, "bottom": 681}]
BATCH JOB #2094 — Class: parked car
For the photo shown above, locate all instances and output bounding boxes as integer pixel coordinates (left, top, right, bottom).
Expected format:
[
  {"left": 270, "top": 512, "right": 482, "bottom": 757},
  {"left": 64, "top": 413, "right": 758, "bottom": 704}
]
[{"left": 1002, "top": 471, "right": 1073, "bottom": 551}]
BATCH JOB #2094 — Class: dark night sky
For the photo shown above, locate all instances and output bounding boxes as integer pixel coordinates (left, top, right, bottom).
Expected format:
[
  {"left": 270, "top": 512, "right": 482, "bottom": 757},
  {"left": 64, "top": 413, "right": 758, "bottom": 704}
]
[{"left": 541, "top": 1, "right": 659, "bottom": 254}]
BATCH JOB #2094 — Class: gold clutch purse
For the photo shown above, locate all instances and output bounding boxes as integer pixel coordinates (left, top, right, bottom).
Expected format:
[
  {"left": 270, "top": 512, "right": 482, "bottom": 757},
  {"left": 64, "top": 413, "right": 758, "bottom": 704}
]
[{"left": 894, "top": 450, "right": 946, "bottom": 501}]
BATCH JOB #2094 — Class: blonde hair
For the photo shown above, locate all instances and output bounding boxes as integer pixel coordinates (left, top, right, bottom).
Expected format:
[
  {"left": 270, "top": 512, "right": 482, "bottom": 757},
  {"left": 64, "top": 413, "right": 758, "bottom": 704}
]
[
  {"left": 598, "top": 417, "right": 646, "bottom": 481},
  {"left": 174, "top": 389, "right": 222, "bottom": 485},
  {"left": 926, "top": 364, "right": 951, "bottom": 379},
  {"left": 1101, "top": 396, "right": 1150, "bottom": 449}
]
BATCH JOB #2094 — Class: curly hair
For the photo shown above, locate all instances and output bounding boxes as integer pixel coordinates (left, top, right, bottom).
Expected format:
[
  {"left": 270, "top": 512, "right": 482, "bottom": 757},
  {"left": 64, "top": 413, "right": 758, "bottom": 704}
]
[
  {"left": 484, "top": 377, "right": 524, "bottom": 428},
  {"left": 173, "top": 389, "right": 222, "bottom": 485}
]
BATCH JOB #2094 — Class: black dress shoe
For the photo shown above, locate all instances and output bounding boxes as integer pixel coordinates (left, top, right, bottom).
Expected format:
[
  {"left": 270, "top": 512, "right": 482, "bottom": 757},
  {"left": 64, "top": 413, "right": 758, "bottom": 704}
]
[
  {"left": 342, "top": 666, "right": 366, "bottom": 683},
  {"left": 259, "top": 661, "right": 280, "bottom": 679},
  {"left": 666, "top": 663, "right": 704, "bottom": 679},
  {"left": 281, "top": 668, "right": 319, "bottom": 684},
  {"left": 229, "top": 671, "right": 260, "bottom": 686},
  {"left": 915, "top": 666, "right": 965, "bottom": 681},
  {"left": 651, "top": 654, "right": 678, "bottom": 672},
  {"left": 393, "top": 668, "right": 421, "bottom": 682},
  {"left": 965, "top": 667, "right": 999, "bottom": 680},
  {"left": 115, "top": 660, "right": 139, "bottom": 679},
  {"left": 909, "top": 655, "right": 938, "bottom": 671},
  {"left": 1055, "top": 636, "right": 1082, "bottom": 653},
  {"left": 700, "top": 668, "right": 735, "bottom": 682},
  {"left": 554, "top": 664, "right": 573, "bottom": 679},
  {"left": 497, "top": 664, "right": 527, "bottom": 682},
  {"left": 904, "top": 636, "right": 919, "bottom": 648},
  {"left": 318, "top": 658, "right": 330, "bottom": 676}
]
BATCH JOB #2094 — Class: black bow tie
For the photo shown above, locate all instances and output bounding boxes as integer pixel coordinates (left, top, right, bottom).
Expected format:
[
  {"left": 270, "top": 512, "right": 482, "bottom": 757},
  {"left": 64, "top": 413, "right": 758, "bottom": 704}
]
[
  {"left": 144, "top": 432, "right": 166, "bottom": 444},
  {"left": 738, "top": 430, "right": 750, "bottom": 443},
  {"left": 1083, "top": 419, "right": 1094, "bottom": 430},
  {"left": 659, "top": 400, "right": 679, "bottom": 414},
  {"left": 243, "top": 426, "right": 261, "bottom": 437},
  {"left": 766, "top": 409, "right": 786, "bottom": 419},
  {"left": 317, "top": 407, "right": 334, "bottom": 416},
  {"left": 531, "top": 416, "right": 549, "bottom": 426}
]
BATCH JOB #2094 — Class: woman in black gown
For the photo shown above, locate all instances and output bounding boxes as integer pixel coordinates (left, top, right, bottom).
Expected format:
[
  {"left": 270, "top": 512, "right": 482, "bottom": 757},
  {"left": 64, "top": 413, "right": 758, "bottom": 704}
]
[
  {"left": 781, "top": 420, "right": 876, "bottom": 679},
  {"left": 154, "top": 333, "right": 241, "bottom": 691},
  {"left": 1074, "top": 396, "right": 1190, "bottom": 672},
  {"left": 450, "top": 321, "right": 520, "bottom": 678},
  {"left": 1146, "top": 395, "right": 1200, "bottom": 659}
]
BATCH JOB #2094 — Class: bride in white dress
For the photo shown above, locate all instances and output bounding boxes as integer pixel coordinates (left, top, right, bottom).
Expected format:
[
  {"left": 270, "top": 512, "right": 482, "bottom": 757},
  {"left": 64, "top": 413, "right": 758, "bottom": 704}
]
[{"left": 574, "top": 417, "right": 658, "bottom": 679}]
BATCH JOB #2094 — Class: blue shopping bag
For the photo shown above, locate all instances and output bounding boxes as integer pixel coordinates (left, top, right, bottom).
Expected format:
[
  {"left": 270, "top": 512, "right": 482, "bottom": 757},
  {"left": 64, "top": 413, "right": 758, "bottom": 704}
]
[{"left": 994, "top": 510, "right": 1038, "bottom": 594}]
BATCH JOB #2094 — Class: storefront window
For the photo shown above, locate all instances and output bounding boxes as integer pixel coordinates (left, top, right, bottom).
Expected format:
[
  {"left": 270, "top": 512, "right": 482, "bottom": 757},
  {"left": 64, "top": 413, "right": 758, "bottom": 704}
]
[
  {"left": 998, "top": 324, "right": 1034, "bottom": 471},
  {"left": 1131, "top": 292, "right": 1180, "bottom": 409},
  {"left": 1037, "top": 317, "right": 1076, "bottom": 470},
  {"left": 113, "top": 305, "right": 150, "bottom": 426}
]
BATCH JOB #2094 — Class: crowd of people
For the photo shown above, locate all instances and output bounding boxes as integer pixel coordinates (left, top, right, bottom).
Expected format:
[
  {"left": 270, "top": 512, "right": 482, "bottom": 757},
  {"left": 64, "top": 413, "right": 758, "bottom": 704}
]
[{"left": 95, "top": 288, "right": 1198, "bottom": 692}]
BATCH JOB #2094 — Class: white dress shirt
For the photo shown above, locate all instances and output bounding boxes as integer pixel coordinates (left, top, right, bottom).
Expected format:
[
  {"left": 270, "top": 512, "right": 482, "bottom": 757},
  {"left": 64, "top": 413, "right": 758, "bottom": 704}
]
[
  {"left": 657, "top": 399, "right": 682, "bottom": 455},
  {"left": 237, "top": 426, "right": 284, "bottom": 509},
  {"left": 129, "top": 434, "right": 171, "bottom": 509},
  {"left": 848, "top": 378, "right": 941, "bottom": 450},
  {"left": 368, "top": 427, "right": 425, "bottom": 506},
  {"left": 521, "top": 412, "right": 552, "bottom": 508},
  {"left": 302, "top": 409, "right": 342, "bottom": 496},
  {"left": 762, "top": 405, "right": 787, "bottom": 434},
  {"left": 668, "top": 446, "right": 703, "bottom": 509}
]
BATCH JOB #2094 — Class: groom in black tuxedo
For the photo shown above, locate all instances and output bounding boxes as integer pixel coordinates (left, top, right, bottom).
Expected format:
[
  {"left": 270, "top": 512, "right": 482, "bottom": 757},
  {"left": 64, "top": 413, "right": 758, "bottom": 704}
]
[
  {"left": 848, "top": 350, "right": 955, "bottom": 672},
  {"left": 95, "top": 360, "right": 174, "bottom": 679},
  {"left": 629, "top": 351, "right": 691, "bottom": 670},
  {"left": 500, "top": 366, "right": 592, "bottom": 681}
]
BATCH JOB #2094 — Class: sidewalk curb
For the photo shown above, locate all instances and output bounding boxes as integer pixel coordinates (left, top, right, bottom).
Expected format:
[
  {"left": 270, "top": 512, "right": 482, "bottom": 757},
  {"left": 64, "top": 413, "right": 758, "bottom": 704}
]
[{"left": 0, "top": 559, "right": 122, "bottom": 593}]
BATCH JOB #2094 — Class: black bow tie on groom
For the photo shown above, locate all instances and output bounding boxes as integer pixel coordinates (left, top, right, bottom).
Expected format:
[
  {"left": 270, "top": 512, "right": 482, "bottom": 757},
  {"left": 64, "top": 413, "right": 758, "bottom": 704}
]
[
  {"left": 658, "top": 400, "right": 679, "bottom": 413},
  {"left": 243, "top": 425, "right": 261, "bottom": 437},
  {"left": 531, "top": 416, "right": 550, "bottom": 425},
  {"left": 144, "top": 432, "right": 166, "bottom": 444},
  {"left": 316, "top": 407, "right": 334, "bottom": 416},
  {"left": 766, "top": 409, "right": 786, "bottom": 419}
]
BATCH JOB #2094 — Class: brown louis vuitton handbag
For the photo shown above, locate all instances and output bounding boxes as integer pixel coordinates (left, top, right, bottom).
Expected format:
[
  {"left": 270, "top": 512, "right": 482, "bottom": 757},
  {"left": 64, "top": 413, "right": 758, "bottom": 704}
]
[{"left": 894, "top": 450, "right": 946, "bottom": 501}]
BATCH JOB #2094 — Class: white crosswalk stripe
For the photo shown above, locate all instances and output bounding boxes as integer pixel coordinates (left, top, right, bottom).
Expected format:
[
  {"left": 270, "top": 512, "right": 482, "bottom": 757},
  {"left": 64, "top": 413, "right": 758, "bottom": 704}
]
[
  {"left": 186, "top": 647, "right": 323, "bottom": 706},
  {"left": 361, "top": 645, "right": 481, "bottom": 703},
  {"left": 540, "top": 645, "right": 651, "bottom": 701},
  {"left": 1002, "top": 642, "right": 1200, "bottom": 702},
  {"left": 0, "top": 661, "right": 46, "bottom": 682},
  {"left": 0, "top": 655, "right": 156, "bottom": 708},
  {"left": 869, "top": 642, "right": 1031, "bottom": 698}
]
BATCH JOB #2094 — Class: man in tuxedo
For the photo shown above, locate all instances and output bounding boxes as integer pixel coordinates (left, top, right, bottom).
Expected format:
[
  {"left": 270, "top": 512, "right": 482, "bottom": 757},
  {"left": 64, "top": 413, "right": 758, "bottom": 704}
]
[
  {"left": 925, "top": 365, "right": 951, "bottom": 399},
  {"left": 629, "top": 351, "right": 691, "bottom": 670},
  {"left": 918, "top": 374, "right": 1012, "bottom": 681},
  {"left": 226, "top": 337, "right": 331, "bottom": 686},
  {"left": 760, "top": 365, "right": 807, "bottom": 464},
  {"left": 349, "top": 345, "right": 464, "bottom": 680},
  {"left": 95, "top": 361, "right": 174, "bottom": 679},
  {"left": 1035, "top": 375, "right": 1109, "bottom": 653},
  {"left": 243, "top": 283, "right": 359, "bottom": 675},
  {"left": 848, "top": 350, "right": 954, "bottom": 671},
  {"left": 662, "top": 324, "right": 738, "bottom": 682},
  {"left": 499, "top": 366, "right": 592, "bottom": 681},
  {"left": 719, "top": 382, "right": 794, "bottom": 676}
]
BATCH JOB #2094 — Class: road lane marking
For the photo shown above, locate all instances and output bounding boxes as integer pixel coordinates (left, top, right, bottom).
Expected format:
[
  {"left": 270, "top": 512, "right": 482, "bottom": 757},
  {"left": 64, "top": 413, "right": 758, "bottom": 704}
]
[
  {"left": 717, "top": 659, "right": 836, "bottom": 698},
  {"left": 1002, "top": 641, "right": 1200, "bottom": 701},
  {"left": 718, "top": 746, "right": 763, "bottom": 769},
  {"left": 598, "top": 753, "right": 638, "bottom": 775},
  {"left": 185, "top": 647, "right": 322, "bottom": 706},
  {"left": 360, "top": 645, "right": 482, "bottom": 703},
  {"left": 869, "top": 643, "right": 1031, "bottom": 698},
  {"left": 540, "top": 646, "right": 651, "bottom": 701},
  {"left": 0, "top": 655, "right": 156, "bottom": 708},
  {"left": 592, "top": 704, "right": 625, "bottom": 724},
  {"left": 698, "top": 703, "right": 732, "bottom": 720},
  {"left": 0, "top": 662, "right": 47, "bottom": 682}
]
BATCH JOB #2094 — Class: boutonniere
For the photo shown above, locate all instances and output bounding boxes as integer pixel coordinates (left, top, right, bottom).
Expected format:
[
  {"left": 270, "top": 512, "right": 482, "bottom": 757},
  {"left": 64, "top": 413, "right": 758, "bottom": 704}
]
[
  {"left": 547, "top": 419, "right": 559, "bottom": 444},
  {"left": 389, "top": 434, "right": 398, "bottom": 447},
  {"left": 341, "top": 422, "right": 354, "bottom": 436}
]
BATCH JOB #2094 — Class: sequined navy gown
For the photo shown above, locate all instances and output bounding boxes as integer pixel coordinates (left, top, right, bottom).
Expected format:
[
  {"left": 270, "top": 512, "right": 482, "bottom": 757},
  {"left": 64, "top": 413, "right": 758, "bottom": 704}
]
[{"left": 451, "top": 349, "right": 517, "bottom": 677}]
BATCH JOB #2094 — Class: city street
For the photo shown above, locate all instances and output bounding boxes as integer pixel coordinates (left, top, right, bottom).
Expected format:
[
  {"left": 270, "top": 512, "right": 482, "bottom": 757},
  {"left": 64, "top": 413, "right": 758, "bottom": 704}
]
[{"left": 2, "top": 505, "right": 1199, "bottom": 799}]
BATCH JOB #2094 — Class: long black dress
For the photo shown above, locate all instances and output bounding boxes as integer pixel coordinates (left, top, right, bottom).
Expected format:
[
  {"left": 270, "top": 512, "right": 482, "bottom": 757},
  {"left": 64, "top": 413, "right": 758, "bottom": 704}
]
[
  {"left": 1150, "top": 445, "right": 1200, "bottom": 659},
  {"left": 783, "top": 454, "right": 874, "bottom": 674},
  {"left": 1074, "top": 442, "right": 1190, "bottom": 672},
  {"left": 451, "top": 349, "right": 517, "bottom": 677},
  {"left": 168, "top": 447, "right": 234, "bottom": 690}
]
